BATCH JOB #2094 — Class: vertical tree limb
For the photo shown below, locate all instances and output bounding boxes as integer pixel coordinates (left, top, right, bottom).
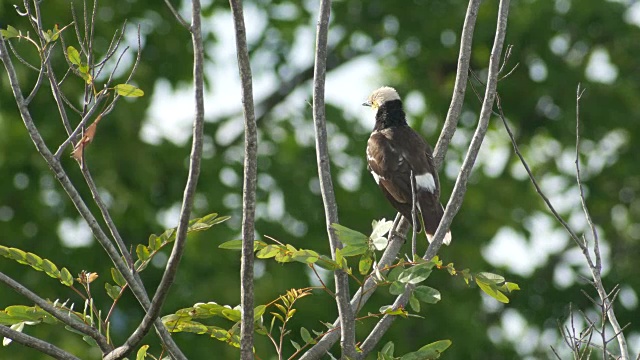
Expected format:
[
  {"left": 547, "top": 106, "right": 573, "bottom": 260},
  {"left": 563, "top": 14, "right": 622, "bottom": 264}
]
[
  {"left": 311, "top": 0, "right": 356, "bottom": 357},
  {"left": 358, "top": 0, "right": 511, "bottom": 355},
  {"left": 574, "top": 86, "right": 627, "bottom": 359},
  {"left": 104, "top": 0, "right": 206, "bottom": 357},
  {"left": 228, "top": 0, "right": 259, "bottom": 358},
  {"left": 432, "top": 0, "right": 482, "bottom": 170}
]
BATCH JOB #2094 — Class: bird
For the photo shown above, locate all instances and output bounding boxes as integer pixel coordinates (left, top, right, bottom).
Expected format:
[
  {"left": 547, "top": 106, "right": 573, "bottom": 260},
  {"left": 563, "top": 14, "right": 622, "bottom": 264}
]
[{"left": 363, "top": 86, "right": 451, "bottom": 245}]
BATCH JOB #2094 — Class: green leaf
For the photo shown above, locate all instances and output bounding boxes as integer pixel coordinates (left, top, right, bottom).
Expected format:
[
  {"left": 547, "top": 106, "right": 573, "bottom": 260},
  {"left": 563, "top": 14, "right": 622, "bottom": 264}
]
[
  {"left": 381, "top": 341, "right": 395, "bottom": 357},
  {"left": 41, "top": 259, "right": 60, "bottom": 279},
  {"left": 1, "top": 25, "right": 20, "bottom": 39},
  {"left": 115, "top": 84, "right": 144, "bottom": 97},
  {"left": 218, "top": 239, "right": 243, "bottom": 250},
  {"left": 254, "top": 305, "right": 266, "bottom": 322},
  {"left": 314, "top": 255, "right": 340, "bottom": 270},
  {"left": 387, "top": 262, "right": 406, "bottom": 282},
  {"left": 476, "top": 272, "right": 505, "bottom": 284},
  {"left": 25, "top": 252, "right": 43, "bottom": 270},
  {"left": 334, "top": 248, "right": 347, "bottom": 270},
  {"left": 136, "top": 345, "right": 149, "bottom": 360},
  {"left": 341, "top": 244, "right": 368, "bottom": 257},
  {"left": 171, "top": 319, "right": 209, "bottom": 334},
  {"left": 67, "top": 46, "right": 81, "bottom": 66},
  {"left": 136, "top": 244, "right": 151, "bottom": 262},
  {"left": 256, "top": 245, "right": 280, "bottom": 259},
  {"left": 300, "top": 327, "right": 315, "bottom": 344},
  {"left": 359, "top": 253, "right": 373, "bottom": 275},
  {"left": 221, "top": 308, "right": 241, "bottom": 322},
  {"left": 111, "top": 268, "right": 126, "bottom": 287},
  {"left": 397, "top": 263, "right": 433, "bottom": 284},
  {"left": 8, "top": 248, "right": 27, "bottom": 264},
  {"left": 400, "top": 340, "right": 451, "bottom": 360},
  {"left": 148, "top": 234, "right": 162, "bottom": 251},
  {"left": 475, "top": 277, "right": 509, "bottom": 303},
  {"left": 389, "top": 281, "right": 405, "bottom": 296},
  {"left": 414, "top": 286, "right": 441, "bottom": 304},
  {"left": 291, "top": 339, "right": 301, "bottom": 351},
  {"left": 330, "top": 223, "right": 369, "bottom": 245},
  {"left": 60, "top": 267, "right": 73, "bottom": 286},
  {"left": 380, "top": 306, "right": 407, "bottom": 317},
  {"left": 409, "top": 292, "right": 420, "bottom": 312},
  {"left": 291, "top": 249, "right": 320, "bottom": 264},
  {"left": 105, "top": 283, "right": 122, "bottom": 300},
  {"left": 500, "top": 282, "right": 521, "bottom": 293}
]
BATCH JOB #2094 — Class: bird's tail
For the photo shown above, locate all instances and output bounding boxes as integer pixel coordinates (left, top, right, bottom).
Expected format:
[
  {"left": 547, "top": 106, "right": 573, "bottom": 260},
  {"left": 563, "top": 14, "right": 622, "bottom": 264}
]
[{"left": 423, "top": 203, "right": 452, "bottom": 245}]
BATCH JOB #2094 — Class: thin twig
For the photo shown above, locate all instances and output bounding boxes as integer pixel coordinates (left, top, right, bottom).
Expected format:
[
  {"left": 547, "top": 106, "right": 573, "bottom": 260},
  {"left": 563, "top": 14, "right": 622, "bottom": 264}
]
[
  {"left": 432, "top": 0, "right": 482, "bottom": 169},
  {"left": 164, "top": 0, "right": 191, "bottom": 31}
]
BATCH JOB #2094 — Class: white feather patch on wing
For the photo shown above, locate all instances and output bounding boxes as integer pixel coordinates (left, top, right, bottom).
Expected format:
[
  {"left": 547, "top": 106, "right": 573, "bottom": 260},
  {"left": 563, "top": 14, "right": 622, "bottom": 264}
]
[
  {"left": 366, "top": 147, "right": 376, "bottom": 163},
  {"left": 370, "top": 171, "right": 381, "bottom": 184},
  {"left": 426, "top": 231, "right": 452, "bottom": 245},
  {"left": 415, "top": 173, "right": 436, "bottom": 193}
]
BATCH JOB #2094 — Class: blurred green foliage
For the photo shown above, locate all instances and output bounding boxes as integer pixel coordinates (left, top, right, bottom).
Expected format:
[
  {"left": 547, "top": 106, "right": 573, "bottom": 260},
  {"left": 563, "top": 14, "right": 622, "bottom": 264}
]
[{"left": 1, "top": 0, "right": 639, "bottom": 358}]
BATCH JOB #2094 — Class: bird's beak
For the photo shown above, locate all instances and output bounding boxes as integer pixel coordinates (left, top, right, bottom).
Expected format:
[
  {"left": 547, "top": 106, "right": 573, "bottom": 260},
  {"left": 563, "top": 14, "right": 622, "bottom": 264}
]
[{"left": 362, "top": 101, "right": 372, "bottom": 107}]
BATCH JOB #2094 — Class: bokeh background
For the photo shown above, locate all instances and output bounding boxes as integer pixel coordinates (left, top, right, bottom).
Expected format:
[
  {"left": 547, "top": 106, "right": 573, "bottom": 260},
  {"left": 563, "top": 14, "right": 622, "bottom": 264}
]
[{"left": 1, "top": 0, "right": 639, "bottom": 358}]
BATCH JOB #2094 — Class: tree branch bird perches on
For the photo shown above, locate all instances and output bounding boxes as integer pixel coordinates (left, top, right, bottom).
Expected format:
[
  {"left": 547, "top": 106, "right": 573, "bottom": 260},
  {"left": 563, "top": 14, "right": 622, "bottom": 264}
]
[{"left": 364, "top": 86, "right": 451, "bottom": 245}]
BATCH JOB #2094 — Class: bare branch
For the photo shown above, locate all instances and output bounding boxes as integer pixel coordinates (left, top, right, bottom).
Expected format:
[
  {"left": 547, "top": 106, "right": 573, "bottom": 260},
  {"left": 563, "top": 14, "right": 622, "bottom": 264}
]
[
  {"left": 25, "top": 51, "right": 49, "bottom": 104},
  {"left": 0, "top": 324, "right": 81, "bottom": 360},
  {"left": 574, "top": 84, "right": 600, "bottom": 271},
  {"left": 164, "top": 0, "right": 191, "bottom": 31},
  {"left": 105, "top": 1, "right": 206, "bottom": 358},
  {"left": 227, "top": 0, "right": 259, "bottom": 357},
  {"left": 573, "top": 85, "right": 629, "bottom": 360},
  {"left": 432, "top": 0, "right": 482, "bottom": 170},
  {"left": 310, "top": 0, "right": 357, "bottom": 357},
  {"left": 7, "top": 40, "right": 40, "bottom": 71}
]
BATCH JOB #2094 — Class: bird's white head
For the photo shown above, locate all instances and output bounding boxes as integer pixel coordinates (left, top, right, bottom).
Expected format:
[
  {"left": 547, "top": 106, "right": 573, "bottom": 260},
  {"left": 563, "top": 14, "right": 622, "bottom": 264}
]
[{"left": 363, "top": 86, "right": 401, "bottom": 109}]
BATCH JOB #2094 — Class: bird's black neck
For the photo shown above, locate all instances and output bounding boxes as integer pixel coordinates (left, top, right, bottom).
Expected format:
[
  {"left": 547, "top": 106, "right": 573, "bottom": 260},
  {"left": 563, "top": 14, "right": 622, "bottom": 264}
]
[{"left": 374, "top": 99, "right": 407, "bottom": 131}]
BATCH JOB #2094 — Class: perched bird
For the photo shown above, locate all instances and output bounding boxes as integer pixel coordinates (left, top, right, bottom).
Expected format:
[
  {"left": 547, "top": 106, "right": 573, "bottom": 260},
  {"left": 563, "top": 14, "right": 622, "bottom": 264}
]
[{"left": 364, "top": 86, "right": 451, "bottom": 245}]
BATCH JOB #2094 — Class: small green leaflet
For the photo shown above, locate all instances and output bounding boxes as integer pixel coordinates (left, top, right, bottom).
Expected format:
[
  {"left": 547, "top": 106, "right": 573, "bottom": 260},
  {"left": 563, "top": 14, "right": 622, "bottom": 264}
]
[{"left": 115, "top": 84, "right": 144, "bottom": 97}]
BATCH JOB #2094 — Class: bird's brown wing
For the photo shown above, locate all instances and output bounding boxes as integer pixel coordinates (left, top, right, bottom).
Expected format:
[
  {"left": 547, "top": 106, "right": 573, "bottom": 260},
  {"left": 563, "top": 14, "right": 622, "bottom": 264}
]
[
  {"left": 367, "top": 130, "right": 419, "bottom": 229},
  {"left": 367, "top": 127, "right": 444, "bottom": 235}
]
